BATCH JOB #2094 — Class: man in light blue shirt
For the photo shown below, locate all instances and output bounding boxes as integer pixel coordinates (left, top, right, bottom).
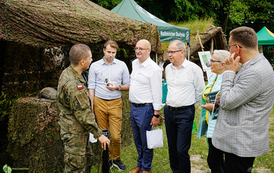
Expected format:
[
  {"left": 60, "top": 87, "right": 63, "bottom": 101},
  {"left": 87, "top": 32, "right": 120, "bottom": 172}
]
[{"left": 88, "top": 40, "right": 130, "bottom": 171}]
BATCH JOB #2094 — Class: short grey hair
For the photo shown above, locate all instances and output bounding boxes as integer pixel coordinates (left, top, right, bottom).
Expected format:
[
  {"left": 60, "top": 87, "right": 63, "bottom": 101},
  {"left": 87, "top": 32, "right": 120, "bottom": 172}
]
[
  {"left": 170, "top": 40, "right": 186, "bottom": 52},
  {"left": 213, "top": 50, "right": 230, "bottom": 63}
]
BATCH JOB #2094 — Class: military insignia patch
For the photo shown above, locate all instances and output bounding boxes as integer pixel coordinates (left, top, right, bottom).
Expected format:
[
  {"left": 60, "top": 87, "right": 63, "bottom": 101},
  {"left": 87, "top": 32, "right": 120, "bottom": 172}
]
[
  {"left": 76, "top": 92, "right": 88, "bottom": 106},
  {"left": 77, "top": 85, "right": 83, "bottom": 90}
]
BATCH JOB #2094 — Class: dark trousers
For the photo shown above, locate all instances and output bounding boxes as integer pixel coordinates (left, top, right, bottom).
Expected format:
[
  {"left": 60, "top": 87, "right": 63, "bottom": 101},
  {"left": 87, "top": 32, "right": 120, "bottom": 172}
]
[
  {"left": 224, "top": 152, "right": 255, "bottom": 173},
  {"left": 164, "top": 105, "right": 195, "bottom": 173},
  {"left": 207, "top": 138, "right": 225, "bottom": 173},
  {"left": 130, "top": 104, "right": 154, "bottom": 171}
]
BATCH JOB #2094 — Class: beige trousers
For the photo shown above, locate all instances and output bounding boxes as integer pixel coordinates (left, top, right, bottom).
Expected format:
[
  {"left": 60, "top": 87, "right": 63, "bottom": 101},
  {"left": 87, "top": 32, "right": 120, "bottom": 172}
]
[{"left": 94, "top": 96, "right": 122, "bottom": 160}]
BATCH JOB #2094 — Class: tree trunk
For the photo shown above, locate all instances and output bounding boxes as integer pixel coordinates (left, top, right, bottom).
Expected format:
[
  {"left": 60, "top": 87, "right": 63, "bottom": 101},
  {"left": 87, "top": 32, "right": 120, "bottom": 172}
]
[{"left": 222, "top": 0, "right": 233, "bottom": 35}]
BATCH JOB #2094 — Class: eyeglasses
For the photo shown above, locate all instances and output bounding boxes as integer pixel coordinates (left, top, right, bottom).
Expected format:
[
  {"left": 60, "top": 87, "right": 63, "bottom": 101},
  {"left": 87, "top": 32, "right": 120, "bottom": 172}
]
[
  {"left": 226, "top": 44, "right": 242, "bottom": 50},
  {"left": 134, "top": 48, "right": 150, "bottom": 51},
  {"left": 210, "top": 59, "right": 221, "bottom": 63},
  {"left": 166, "top": 50, "right": 182, "bottom": 54}
]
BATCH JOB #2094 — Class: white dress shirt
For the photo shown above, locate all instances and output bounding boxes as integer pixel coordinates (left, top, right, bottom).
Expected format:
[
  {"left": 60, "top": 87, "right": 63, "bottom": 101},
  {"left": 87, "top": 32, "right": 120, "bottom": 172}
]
[
  {"left": 165, "top": 59, "right": 205, "bottom": 107},
  {"left": 129, "top": 57, "right": 163, "bottom": 110}
]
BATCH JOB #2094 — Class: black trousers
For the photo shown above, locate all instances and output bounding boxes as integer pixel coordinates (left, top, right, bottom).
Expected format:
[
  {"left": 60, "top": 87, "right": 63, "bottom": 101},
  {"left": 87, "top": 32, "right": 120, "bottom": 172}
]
[
  {"left": 164, "top": 105, "right": 195, "bottom": 173},
  {"left": 224, "top": 152, "right": 255, "bottom": 173},
  {"left": 207, "top": 138, "right": 225, "bottom": 173}
]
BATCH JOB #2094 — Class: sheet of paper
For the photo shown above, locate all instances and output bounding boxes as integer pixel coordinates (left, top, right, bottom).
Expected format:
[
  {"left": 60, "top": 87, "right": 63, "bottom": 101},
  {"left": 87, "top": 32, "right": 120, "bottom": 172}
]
[{"left": 89, "top": 133, "right": 98, "bottom": 143}]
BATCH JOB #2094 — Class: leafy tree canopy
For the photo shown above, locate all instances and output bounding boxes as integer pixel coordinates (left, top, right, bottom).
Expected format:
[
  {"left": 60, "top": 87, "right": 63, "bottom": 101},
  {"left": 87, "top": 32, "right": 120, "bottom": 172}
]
[{"left": 91, "top": 0, "right": 274, "bottom": 34}]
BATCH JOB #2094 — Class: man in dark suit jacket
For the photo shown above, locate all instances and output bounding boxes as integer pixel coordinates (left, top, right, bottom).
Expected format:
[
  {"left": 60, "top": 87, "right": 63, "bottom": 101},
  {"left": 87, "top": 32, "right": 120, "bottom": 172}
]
[{"left": 212, "top": 26, "right": 274, "bottom": 173}]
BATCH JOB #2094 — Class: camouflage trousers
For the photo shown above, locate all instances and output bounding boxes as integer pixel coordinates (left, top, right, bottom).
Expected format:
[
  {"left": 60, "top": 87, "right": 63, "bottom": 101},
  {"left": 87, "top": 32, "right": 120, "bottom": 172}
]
[{"left": 62, "top": 132, "right": 94, "bottom": 173}]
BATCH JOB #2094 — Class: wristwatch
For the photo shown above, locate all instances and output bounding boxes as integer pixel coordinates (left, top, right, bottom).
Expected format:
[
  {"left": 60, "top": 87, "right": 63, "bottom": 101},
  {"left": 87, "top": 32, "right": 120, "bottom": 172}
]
[
  {"left": 153, "top": 114, "right": 160, "bottom": 118},
  {"left": 118, "top": 85, "right": 121, "bottom": 91}
]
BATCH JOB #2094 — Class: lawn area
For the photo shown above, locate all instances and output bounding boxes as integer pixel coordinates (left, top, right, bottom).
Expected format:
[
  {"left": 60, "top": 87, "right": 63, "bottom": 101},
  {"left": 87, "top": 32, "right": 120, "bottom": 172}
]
[{"left": 91, "top": 105, "right": 274, "bottom": 173}]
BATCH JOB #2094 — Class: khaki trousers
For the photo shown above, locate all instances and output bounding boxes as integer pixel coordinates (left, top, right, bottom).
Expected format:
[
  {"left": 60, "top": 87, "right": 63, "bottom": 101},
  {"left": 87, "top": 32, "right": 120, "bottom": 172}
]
[{"left": 94, "top": 96, "right": 122, "bottom": 160}]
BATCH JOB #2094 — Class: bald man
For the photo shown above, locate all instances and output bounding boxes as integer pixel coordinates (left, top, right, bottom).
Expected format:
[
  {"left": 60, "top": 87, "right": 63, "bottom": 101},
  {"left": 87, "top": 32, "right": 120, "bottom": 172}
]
[{"left": 129, "top": 39, "right": 163, "bottom": 173}]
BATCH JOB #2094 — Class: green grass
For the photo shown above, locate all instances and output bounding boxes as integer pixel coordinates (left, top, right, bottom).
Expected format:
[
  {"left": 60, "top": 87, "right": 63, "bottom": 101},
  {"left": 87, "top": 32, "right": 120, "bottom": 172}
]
[
  {"left": 253, "top": 107, "right": 274, "bottom": 172},
  {"left": 91, "top": 105, "right": 274, "bottom": 172},
  {"left": 170, "top": 18, "right": 215, "bottom": 34}
]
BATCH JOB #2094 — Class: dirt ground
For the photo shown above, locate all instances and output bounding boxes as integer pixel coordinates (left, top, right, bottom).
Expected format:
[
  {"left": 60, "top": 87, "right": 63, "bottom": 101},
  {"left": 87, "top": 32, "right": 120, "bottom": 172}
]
[{"left": 191, "top": 154, "right": 209, "bottom": 173}]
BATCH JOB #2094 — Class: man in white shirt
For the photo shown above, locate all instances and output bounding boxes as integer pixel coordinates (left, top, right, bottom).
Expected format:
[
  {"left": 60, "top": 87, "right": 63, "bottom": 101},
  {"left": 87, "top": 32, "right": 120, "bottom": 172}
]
[
  {"left": 164, "top": 40, "right": 205, "bottom": 173},
  {"left": 129, "top": 39, "right": 163, "bottom": 173}
]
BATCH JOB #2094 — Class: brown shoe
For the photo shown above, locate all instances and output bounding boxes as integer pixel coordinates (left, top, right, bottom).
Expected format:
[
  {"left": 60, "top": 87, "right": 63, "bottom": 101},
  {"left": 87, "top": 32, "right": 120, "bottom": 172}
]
[
  {"left": 129, "top": 167, "right": 141, "bottom": 173},
  {"left": 142, "top": 171, "right": 152, "bottom": 173}
]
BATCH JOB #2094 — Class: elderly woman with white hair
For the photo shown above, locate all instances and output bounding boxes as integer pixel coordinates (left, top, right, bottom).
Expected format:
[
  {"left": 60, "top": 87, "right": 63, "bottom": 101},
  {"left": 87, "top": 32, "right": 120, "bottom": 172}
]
[{"left": 197, "top": 50, "right": 230, "bottom": 173}]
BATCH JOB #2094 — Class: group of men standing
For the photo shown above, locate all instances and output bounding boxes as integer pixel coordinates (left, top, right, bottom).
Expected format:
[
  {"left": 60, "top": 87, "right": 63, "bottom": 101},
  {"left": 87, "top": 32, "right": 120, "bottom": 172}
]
[{"left": 57, "top": 26, "right": 274, "bottom": 173}]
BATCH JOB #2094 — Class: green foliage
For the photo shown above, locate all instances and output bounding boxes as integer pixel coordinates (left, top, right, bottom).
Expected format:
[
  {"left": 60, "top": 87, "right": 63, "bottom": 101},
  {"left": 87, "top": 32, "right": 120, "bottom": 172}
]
[
  {"left": 228, "top": 0, "right": 249, "bottom": 25},
  {"left": 90, "top": 0, "right": 223, "bottom": 22},
  {"left": 90, "top": 0, "right": 274, "bottom": 36},
  {"left": 170, "top": 18, "right": 214, "bottom": 33},
  {"left": 118, "top": 48, "right": 129, "bottom": 58},
  {"left": 228, "top": 0, "right": 273, "bottom": 25},
  {"left": 0, "top": 90, "right": 37, "bottom": 120},
  {"left": 136, "top": 0, "right": 223, "bottom": 22},
  {"left": 0, "top": 91, "right": 15, "bottom": 120},
  {"left": 263, "top": 46, "right": 274, "bottom": 66},
  {"left": 90, "top": 0, "right": 121, "bottom": 9}
]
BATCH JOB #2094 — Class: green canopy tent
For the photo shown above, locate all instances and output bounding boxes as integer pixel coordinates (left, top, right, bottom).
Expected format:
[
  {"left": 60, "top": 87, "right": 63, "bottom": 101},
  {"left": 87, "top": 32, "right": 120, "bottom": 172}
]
[
  {"left": 257, "top": 27, "right": 274, "bottom": 61},
  {"left": 257, "top": 26, "right": 274, "bottom": 45},
  {"left": 111, "top": 0, "right": 191, "bottom": 59},
  {"left": 112, "top": 0, "right": 190, "bottom": 43}
]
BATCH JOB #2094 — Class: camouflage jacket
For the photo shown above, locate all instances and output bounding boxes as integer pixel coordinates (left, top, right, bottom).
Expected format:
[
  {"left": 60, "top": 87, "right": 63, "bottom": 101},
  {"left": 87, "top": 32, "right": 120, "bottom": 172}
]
[{"left": 57, "top": 66, "right": 102, "bottom": 138}]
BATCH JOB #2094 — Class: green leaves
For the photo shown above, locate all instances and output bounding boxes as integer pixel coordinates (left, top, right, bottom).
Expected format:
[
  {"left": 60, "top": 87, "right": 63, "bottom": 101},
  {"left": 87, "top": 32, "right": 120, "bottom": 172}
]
[
  {"left": 91, "top": 0, "right": 274, "bottom": 35},
  {"left": 90, "top": 0, "right": 122, "bottom": 9},
  {"left": 228, "top": 0, "right": 274, "bottom": 25},
  {"left": 0, "top": 91, "right": 15, "bottom": 119},
  {"left": 229, "top": 0, "right": 249, "bottom": 25}
]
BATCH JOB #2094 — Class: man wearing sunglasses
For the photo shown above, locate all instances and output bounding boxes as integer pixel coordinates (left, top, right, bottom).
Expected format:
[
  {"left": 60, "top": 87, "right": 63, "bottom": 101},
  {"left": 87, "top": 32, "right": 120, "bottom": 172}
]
[{"left": 212, "top": 26, "right": 274, "bottom": 173}]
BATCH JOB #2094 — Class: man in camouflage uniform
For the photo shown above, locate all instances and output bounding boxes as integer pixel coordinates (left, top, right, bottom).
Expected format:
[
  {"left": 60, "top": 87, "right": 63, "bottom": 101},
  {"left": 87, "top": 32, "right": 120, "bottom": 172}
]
[{"left": 57, "top": 43, "right": 110, "bottom": 173}]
